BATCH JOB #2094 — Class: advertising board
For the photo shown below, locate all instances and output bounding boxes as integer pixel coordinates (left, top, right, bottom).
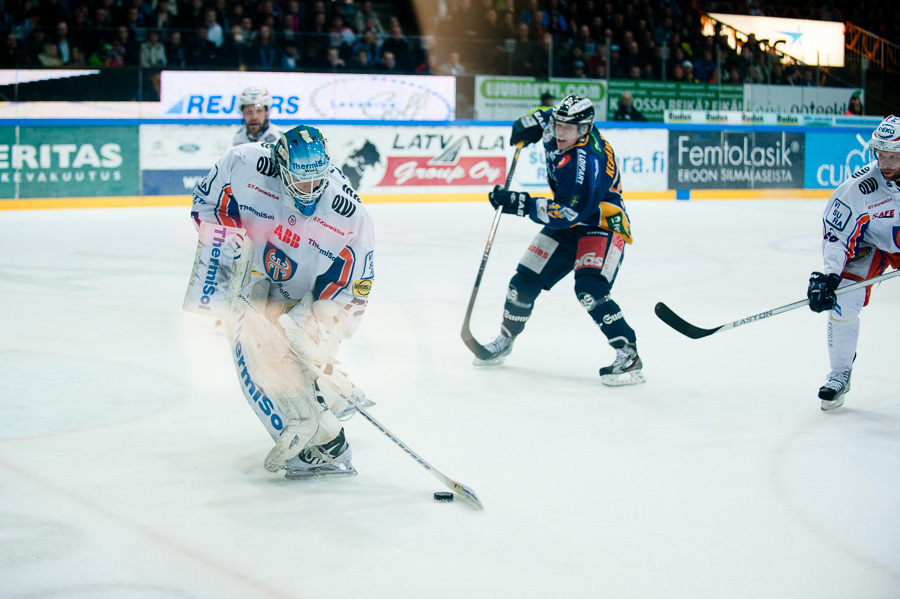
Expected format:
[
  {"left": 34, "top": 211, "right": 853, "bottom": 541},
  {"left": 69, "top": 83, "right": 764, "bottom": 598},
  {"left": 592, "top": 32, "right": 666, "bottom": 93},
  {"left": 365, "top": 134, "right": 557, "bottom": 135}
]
[
  {"left": 668, "top": 130, "right": 804, "bottom": 189},
  {"left": 608, "top": 80, "right": 743, "bottom": 122},
  {"left": 804, "top": 129, "right": 872, "bottom": 189},
  {"left": 474, "top": 76, "right": 608, "bottom": 121},
  {"left": 160, "top": 71, "right": 456, "bottom": 121},
  {"left": 0, "top": 126, "right": 139, "bottom": 199}
]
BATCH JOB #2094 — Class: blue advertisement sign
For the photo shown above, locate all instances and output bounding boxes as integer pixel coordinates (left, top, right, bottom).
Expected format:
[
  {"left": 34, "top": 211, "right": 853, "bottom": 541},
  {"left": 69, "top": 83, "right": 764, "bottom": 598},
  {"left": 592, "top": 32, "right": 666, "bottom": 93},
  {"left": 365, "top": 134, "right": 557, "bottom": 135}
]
[
  {"left": 142, "top": 170, "right": 208, "bottom": 195},
  {"left": 804, "top": 129, "right": 872, "bottom": 189}
]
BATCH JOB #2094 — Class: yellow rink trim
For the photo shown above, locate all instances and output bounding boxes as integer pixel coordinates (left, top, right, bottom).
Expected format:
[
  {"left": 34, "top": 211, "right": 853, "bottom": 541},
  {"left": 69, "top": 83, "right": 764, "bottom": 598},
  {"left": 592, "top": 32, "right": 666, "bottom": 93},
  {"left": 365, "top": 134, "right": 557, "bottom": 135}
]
[{"left": 0, "top": 188, "right": 831, "bottom": 210}]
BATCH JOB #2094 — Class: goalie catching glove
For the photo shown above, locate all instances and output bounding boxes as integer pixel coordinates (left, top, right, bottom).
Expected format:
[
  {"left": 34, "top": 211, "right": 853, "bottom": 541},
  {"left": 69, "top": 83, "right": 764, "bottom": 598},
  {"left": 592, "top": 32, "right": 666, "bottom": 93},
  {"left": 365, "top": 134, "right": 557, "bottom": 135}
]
[
  {"left": 489, "top": 186, "right": 530, "bottom": 217},
  {"left": 279, "top": 292, "right": 353, "bottom": 362},
  {"left": 807, "top": 272, "right": 841, "bottom": 313}
]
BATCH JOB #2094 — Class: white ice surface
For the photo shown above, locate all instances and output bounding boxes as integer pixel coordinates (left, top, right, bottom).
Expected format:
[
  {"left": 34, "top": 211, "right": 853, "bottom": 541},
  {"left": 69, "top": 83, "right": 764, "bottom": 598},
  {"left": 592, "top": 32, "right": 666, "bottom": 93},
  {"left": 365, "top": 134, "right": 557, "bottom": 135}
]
[{"left": 1, "top": 200, "right": 898, "bottom": 599}]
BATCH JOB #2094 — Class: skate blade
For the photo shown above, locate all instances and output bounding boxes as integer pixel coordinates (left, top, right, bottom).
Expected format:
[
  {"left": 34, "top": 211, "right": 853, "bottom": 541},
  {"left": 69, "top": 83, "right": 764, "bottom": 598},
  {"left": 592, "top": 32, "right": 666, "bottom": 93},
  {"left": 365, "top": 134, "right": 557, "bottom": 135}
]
[
  {"left": 284, "top": 465, "right": 358, "bottom": 480},
  {"left": 472, "top": 355, "right": 508, "bottom": 367},
  {"left": 819, "top": 385, "right": 849, "bottom": 412},
  {"left": 601, "top": 370, "right": 646, "bottom": 387}
]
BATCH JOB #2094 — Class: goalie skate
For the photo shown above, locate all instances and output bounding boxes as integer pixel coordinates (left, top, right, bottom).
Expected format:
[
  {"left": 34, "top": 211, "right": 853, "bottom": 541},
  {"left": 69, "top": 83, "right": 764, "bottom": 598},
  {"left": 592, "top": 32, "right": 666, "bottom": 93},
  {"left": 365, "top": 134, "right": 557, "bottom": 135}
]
[
  {"left": 284, "top": 431, "right": 356, "bottom": 479},
  {"left": 599, "top": 341, "right": 645, "bottom": 387}
]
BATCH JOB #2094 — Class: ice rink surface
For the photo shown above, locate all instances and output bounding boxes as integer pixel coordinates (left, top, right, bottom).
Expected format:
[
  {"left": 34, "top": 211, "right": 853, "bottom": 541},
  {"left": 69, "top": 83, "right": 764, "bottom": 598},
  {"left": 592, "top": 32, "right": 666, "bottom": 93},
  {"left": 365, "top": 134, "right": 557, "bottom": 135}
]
[{"left": 1, "top": 199, "right": 899, "bottom": 598}]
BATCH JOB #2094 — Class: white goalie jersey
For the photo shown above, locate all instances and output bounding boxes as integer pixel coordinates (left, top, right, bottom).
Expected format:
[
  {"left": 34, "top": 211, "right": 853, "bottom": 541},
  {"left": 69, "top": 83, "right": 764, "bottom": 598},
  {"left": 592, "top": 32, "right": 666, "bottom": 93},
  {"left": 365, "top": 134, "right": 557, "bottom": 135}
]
[
  {"left": 191, "top": 141, "right": 375, "bottom": 333},
  {"left": 822, "top": 160, "right": 900, "bottom": 275}
]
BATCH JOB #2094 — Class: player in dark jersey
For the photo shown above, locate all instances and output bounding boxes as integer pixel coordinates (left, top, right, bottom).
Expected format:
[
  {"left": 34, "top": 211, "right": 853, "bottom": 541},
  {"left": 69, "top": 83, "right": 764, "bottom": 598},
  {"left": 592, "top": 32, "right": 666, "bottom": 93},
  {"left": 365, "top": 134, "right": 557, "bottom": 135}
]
[{"left": 476, "top": 94, "right": 644, "bottom": 386}]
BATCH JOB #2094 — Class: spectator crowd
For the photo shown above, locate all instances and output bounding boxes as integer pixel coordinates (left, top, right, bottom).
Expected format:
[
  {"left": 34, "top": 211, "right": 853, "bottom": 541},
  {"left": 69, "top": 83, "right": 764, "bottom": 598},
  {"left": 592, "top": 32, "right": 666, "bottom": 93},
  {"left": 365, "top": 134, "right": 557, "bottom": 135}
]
[{"left": 0, "top": 0, "right": 891, "bottom": 86}]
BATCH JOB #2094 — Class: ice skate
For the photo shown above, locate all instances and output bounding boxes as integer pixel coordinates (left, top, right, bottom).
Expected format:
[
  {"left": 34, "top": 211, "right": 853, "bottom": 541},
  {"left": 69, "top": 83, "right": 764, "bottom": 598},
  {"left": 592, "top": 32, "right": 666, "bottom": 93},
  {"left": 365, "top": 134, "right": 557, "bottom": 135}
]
[
  {"left": 599, "top": 341, "right": 645, "bottom": 386},
  {"left": 472, "top": 334, "right": 515, "bottom": 366},
  {"left": 818, "top": 369, "right": 851, "bottom": 411},
  {"left": 284, "top": 431, "right": 356, "bottom": 479}
]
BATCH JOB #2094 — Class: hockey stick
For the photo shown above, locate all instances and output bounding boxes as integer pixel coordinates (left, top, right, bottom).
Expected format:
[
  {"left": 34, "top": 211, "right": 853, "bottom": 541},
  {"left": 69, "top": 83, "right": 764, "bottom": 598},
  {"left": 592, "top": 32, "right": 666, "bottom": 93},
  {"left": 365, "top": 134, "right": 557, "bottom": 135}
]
[
  {"left": 238, "top": 297, "right": 485, "bottom": 509},
  {"left": 461, "top": 141, "right": 526, "bottom": 360},
  {"left": 655, "top": 269, "right": 900, "bottom": 339}
]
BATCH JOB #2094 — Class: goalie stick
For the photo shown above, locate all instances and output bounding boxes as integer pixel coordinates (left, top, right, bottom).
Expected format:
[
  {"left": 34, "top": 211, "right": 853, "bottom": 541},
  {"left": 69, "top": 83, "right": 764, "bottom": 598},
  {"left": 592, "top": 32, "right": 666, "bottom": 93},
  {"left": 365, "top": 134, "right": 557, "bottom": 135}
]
[
  {"left": 655, "top": 269, "right": 900, "bottom": 339},
  {"left": 461, "top": 141, "right": 526, "bottom": 360},
  {"left": 239, "top": 297, "right": 485, "bottom": 509}
]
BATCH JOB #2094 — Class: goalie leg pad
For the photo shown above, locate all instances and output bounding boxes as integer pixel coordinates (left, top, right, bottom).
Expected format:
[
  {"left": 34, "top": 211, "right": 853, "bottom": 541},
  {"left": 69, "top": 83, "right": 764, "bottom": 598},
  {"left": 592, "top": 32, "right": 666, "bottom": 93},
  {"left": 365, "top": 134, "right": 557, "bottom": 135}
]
[{"left": 231, "top": 304, "right": 321, "bottom": 449}]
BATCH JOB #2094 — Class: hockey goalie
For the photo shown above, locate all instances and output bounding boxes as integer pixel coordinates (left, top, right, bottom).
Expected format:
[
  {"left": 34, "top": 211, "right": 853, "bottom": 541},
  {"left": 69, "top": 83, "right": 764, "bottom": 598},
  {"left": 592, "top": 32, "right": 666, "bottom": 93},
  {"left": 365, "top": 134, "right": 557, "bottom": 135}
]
[{"left": 184, "top": 124, "right": 375, "bottom": 479}]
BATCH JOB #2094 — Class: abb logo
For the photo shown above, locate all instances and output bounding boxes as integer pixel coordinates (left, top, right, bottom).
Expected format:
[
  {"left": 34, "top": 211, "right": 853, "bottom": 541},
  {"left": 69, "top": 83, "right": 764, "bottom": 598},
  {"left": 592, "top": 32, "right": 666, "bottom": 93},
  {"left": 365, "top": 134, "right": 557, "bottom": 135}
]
[
  {"left": 574, "top": 252, "right": 604, "bottom": 269},
  {"left": 273, "top": 224, "right": 300, "bottom": 248}
]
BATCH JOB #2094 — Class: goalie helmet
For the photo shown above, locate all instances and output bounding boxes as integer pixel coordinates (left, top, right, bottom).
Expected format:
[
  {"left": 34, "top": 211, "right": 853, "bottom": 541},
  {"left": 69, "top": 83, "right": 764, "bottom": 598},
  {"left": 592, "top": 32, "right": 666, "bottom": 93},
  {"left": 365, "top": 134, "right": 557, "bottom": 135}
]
[
  {"left": 550, "top": 94, "right": 595, "bottom": 138},
  {"left": 239, "top": 86, "right": 273, "bottom": 111},
  {"left": 869, "top": 115, "right": 900, "bottom": 154},
  {"left": 272, "top": 126, "right": 330, "bottom": 217}
]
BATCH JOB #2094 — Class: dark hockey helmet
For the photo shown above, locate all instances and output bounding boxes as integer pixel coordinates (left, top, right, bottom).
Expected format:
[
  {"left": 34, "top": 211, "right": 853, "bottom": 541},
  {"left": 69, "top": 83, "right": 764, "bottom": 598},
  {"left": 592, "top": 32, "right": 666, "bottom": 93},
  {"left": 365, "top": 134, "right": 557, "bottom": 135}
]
[
  {"left": 550, "top": 95, "right": 595, "bottom": 138},
  {"left": 272, "top": 125, "right": 330, "bottom": 216}
]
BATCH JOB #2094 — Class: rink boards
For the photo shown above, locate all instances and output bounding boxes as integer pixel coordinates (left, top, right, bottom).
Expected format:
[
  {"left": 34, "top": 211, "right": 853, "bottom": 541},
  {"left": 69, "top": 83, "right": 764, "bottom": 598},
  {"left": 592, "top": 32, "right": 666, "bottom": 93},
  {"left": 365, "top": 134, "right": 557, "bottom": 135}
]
[{"left": 0, "top": 121, "right": 865, "bottom": 207}]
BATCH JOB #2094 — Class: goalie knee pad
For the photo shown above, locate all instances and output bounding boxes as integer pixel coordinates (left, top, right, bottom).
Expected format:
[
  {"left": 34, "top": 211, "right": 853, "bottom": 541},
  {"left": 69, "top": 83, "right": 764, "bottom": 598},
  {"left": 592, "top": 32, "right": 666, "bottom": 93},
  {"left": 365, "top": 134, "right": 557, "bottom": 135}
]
[
  {"left": 575, "top": 273, "right": 635, "bottom": 344},
  {"left": 502, "top": 271, "right": 541, "bottom": 337}
]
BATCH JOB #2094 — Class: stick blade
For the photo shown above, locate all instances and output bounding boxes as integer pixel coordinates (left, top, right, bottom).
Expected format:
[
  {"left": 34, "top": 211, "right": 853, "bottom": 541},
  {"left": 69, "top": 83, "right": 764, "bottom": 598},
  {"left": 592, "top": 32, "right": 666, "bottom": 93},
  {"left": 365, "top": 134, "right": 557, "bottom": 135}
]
[
  {"left": 461, "top": 327, "right": 493, "bottom": 361},
  {"left": 449, "top": 480, "right": 484, "bottom": 510},
  {"left": 654, "top": 302, "right": 721, "bottom": 339}
]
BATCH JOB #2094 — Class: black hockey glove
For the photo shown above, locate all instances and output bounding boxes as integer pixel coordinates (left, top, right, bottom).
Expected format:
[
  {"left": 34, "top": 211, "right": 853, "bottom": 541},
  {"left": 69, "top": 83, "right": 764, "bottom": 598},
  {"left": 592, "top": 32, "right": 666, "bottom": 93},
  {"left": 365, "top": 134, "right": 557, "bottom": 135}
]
[
  {"left": 807, "top": 272, "right": 841, "bottom": 312},
  {"left": 510, "top": 112, "right": 546, "bottom": 146},
  {"left": 489, "top": 185, "right": 530, "bottom": 217}
]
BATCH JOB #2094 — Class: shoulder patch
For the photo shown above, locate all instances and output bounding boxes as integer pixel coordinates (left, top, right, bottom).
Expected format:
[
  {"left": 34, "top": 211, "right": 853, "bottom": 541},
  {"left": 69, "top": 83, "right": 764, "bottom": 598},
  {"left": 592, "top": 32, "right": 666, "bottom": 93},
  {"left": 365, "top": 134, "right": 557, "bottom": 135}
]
[
  {"left": 256, "top": 156, "right": 278, "bottom": 177},
  {"left": 331, "top": 195, "right": 357, "bottom": 217},
  {"left": 851, "top": 165, "right": 871, "bottom": 178},
  {"left": 858, "top": 177, "right": 879, "bottom": 195},
  {"left": 825, "top": 198, "right": 851, "bottom": 231}
]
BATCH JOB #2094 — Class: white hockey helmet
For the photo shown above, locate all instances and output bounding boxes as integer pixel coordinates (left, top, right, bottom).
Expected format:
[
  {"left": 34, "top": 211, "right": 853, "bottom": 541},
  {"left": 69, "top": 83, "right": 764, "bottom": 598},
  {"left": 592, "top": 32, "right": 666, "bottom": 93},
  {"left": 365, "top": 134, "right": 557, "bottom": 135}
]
[
  {"left": 272, "top": 125, "right": 330, "bottom": 216},
  {"left": 869, "top": 115, "right": 900, "bottom": 154},
  {"left": 239, "top": 86, "right": 273, "bottom": 111}
]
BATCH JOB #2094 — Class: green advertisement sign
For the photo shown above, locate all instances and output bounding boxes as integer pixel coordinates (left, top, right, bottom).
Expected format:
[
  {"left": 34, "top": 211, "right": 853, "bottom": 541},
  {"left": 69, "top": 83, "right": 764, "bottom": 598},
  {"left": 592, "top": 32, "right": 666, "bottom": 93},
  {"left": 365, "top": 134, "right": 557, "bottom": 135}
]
[
  {"left": 0, "top": 126, "right": 139, "bottom": 199},
  {"left": 475, "top": 76, "right": 609, "bottom": 120},
  {"left": 608, "top": 80, "right": 743, "bottom": 122}
]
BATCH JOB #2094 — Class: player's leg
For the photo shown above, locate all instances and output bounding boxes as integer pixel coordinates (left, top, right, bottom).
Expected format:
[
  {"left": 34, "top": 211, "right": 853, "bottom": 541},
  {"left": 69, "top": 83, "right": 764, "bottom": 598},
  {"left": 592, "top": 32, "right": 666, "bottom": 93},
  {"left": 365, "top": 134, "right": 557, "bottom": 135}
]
[
  {"left": 819, "top": 245, "right": 883, "bottom": 410},
  {"left": 285, "top": 385, "right": 356, "bottom": 478},
  {"left": 474, "top": 228, "right": 576, "bottom": 365},
  {"left": 572, "top": 228, "right": 644, "bottom": 386}
]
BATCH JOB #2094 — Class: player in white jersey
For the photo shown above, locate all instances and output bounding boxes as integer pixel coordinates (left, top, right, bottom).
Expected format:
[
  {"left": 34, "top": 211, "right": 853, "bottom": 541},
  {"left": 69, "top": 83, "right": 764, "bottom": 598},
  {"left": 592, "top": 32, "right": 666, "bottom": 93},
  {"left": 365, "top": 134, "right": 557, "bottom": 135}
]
[
  {"left": 807, "top": 115, "right": 900, "bottom": 411},
  {"left": 232, "top": 86, "right": 283, "bottom": 146},
  {"left": 192, "top": 125, "right": 375, "bottom": 478}
]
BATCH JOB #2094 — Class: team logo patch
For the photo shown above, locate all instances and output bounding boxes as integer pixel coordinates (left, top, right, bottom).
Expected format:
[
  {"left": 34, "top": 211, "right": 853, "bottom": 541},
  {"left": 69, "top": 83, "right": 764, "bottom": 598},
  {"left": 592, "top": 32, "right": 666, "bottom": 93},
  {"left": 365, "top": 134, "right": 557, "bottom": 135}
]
[
  {"left": 352, "top": 279, "right": 372, "bottom": 296},
  {"left": 893, "top": 226, "right": 900, "bottom": 250},
  {"left": 556, "top": 155, "right": 571, "bottom": 168},
  {"left": 264, "top": 242, "right": 297, "bottom": 281}
]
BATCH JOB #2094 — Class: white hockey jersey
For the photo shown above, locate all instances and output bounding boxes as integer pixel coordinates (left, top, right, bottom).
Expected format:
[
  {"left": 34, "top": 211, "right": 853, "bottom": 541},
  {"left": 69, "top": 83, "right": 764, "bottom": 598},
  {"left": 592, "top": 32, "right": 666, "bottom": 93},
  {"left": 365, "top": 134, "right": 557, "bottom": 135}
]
[
  {"left": 822, "top": 160, "right": 900, "bottom": 275},
  {"left": 191, "top": 142, "right": 375, "bottom": 333},
  {"left": 232, "top": 122, "right": 284, "bottom": 146}
]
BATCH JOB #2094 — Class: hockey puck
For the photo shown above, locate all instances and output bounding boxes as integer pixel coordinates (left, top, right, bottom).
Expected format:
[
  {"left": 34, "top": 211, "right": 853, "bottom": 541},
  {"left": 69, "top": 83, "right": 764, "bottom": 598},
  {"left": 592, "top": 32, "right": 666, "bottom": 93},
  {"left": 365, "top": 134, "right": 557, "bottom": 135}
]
[{"left": 433, "top": 491, "right": 454, "bottom": 502}]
